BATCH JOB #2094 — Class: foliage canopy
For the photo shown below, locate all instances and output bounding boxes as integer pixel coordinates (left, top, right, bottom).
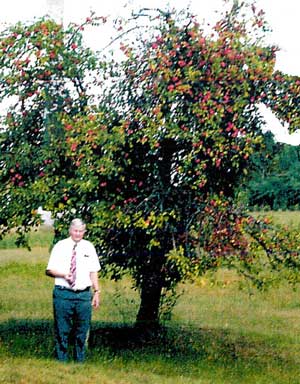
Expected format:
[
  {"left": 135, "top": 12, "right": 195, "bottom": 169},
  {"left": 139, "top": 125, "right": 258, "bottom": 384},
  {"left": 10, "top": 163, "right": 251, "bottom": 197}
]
[{"left": 1, "top": 1, "right": 300, "bottom": 325}]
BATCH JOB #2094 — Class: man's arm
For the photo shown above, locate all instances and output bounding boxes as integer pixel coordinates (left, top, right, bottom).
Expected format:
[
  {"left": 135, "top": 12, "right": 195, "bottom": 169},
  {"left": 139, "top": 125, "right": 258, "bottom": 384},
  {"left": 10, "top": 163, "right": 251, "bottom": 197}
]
[
  {"left": 46, "top": 269, "right": 63, "bottom": 278},
  {"left": 46, "top": 269, "right": 73, "bottom": 284},
  {"left": 90, "top": 271, "right": 100, "bottom": 309}
]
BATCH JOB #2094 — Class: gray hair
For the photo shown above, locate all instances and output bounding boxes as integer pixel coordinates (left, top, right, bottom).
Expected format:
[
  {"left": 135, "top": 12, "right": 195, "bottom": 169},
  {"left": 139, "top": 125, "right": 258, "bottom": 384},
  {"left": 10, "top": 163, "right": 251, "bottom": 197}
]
[{"left": 69, "top": 218, "right": 86, "bottom": 230}]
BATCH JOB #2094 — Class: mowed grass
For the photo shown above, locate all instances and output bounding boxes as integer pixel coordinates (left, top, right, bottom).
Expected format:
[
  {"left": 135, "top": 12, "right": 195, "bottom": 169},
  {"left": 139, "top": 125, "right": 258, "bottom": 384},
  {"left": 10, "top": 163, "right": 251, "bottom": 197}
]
[
  {"left": 253, "top": 210, "right": 300, "bottom": 228},
  {"left": 1, "top": 214, "right": 300, "bottom": 383},
  {"left": 0, "top": 225, "right": 54, "bottom": 250}
]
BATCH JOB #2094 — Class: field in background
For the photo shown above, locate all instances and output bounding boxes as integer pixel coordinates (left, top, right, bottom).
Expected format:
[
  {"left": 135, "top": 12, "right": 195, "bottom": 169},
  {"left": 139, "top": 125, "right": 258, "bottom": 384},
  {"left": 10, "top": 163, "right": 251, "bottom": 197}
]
[
  {"left": 0, "top": 225, "right": 54, "bottom": 250},
  {"left": 0, "top": 210, "right": 299, "bottom": 250},
  {"left": 253, "top": 210, "right": 300, "bottom": 227},
  {"left": 1, "top": 212, "right": 300, "bottom": 383}
]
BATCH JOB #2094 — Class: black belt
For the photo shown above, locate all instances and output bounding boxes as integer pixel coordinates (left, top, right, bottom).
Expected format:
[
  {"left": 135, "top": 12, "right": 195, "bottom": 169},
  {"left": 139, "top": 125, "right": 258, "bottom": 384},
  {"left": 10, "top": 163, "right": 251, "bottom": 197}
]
[{"left": 55, "top": 285, "right": 91, "bottom": 293}]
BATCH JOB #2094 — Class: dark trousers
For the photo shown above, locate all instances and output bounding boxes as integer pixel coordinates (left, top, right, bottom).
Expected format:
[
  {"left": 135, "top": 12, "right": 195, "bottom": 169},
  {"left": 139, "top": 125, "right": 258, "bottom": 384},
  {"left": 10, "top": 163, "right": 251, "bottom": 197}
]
[{"left": 53, "top": 286, "right": 92, "bottom": 362}]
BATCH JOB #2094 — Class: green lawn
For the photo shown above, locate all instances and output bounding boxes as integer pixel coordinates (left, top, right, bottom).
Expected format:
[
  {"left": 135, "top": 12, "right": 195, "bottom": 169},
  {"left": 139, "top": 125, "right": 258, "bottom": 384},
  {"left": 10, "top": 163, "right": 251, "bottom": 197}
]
[{"left": 1, "top": 244, "right": 300, "bottom": 383}]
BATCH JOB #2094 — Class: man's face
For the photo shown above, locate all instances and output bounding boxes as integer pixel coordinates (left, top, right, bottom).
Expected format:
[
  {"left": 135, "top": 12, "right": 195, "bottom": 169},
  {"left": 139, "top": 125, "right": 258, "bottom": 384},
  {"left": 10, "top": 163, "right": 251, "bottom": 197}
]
[{"left": 69, "top": 225, "right": 85, "bottom": 242}]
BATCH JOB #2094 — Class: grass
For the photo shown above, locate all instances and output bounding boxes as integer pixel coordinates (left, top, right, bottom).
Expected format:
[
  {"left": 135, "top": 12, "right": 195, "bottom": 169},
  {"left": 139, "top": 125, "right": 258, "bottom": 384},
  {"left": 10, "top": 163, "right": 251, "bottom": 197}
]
[
  {"left": 252, "top": 210, "right": 300, "bottom": 228},
  {"left": 0, "top": 225, "right": 54, "bottom": 250},
  {"left": 1, "top": 215, "right": 300, "bottom": 383},
  {"left": 1, "top": 248, "right": 300, "bottom": 383}
]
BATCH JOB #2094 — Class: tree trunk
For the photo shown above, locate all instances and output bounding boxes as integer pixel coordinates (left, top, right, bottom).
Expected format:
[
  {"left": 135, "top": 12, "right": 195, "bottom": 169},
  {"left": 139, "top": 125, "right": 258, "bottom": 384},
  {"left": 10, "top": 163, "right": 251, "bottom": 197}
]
[
  {"left": 134, "top": 140, "right": 175, "bottom": 329},
  {"left": 135, "top": 249, "right": 165, "bottom": 329},
  {"left": 135, "top": 276, "right": 163, "bottom": 329}
]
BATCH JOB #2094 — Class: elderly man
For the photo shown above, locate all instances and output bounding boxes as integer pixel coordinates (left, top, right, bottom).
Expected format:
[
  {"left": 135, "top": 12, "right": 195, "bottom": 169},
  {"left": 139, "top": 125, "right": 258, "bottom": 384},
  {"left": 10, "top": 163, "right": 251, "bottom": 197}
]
[{"left": 46, "top": 218, "right": 101, "bottom": 362}]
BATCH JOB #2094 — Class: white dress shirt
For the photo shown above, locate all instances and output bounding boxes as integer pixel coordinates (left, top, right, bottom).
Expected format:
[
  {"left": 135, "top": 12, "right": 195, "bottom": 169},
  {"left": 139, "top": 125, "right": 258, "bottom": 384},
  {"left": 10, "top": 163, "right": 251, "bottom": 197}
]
[{"left": 47, "top": 236, "right": 101, "bottom": 290}]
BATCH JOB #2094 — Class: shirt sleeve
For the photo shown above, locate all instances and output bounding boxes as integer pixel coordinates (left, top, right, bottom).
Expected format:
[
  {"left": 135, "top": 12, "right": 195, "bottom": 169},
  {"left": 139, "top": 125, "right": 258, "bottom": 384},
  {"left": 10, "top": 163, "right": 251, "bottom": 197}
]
[
  {"left": 47, "top": 242, "right": 58, "bottom": 270},
  {"left": 47, "top": 240, "right": 69, "bottom": 273},
  {"left": 88, "top": 242, "right": 101, "bottom": 272}
]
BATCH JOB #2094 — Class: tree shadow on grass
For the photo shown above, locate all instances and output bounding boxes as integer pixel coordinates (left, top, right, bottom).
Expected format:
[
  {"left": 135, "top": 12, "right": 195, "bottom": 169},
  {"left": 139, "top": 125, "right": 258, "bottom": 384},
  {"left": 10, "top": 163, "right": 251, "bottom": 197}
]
[
  {"left": 0, "top": 319, "right": 54, "bottom": 359},
  {"left": 89, "top": 322, "right": 300, "bottom": 381},
  {"left": 89, "top": 321, "right": 286, "bottom": 366},
  {"left": 0, "top": 318, "right": 297, "bottom": 373}
]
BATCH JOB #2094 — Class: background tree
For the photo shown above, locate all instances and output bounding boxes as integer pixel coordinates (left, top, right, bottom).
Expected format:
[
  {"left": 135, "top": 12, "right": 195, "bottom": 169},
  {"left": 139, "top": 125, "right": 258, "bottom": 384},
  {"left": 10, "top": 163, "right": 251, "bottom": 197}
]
[
  {"left": 242, "top": 132, "right": 300, "bottom": 210},
  {"left": 1, "top": 1, "right": 300, "bottom": 327}
]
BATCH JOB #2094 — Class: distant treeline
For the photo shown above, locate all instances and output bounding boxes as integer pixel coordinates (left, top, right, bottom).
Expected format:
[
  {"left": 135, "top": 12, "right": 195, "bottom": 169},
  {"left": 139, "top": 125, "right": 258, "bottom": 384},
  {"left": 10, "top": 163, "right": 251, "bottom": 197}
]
[{"left": 240, "top": 131, "right": 300, "bottom": 210}]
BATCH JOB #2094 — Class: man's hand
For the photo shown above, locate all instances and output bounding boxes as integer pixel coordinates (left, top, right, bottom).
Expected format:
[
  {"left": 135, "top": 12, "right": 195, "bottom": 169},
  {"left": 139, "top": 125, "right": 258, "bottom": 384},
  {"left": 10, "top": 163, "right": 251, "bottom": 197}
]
[
  {"left": 92, "top": 292, "right": 100, "bottom": 309},
  {"left": 64, "top": 273, "right": 73, "bottom": 284}
]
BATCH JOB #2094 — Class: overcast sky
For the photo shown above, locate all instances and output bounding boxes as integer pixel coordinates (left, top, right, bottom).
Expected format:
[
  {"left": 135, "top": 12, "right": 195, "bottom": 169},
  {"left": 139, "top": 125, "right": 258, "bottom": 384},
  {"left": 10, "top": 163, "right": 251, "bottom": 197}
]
[{"left": 1, "top": 0, "right": 300, "bottom": 144}]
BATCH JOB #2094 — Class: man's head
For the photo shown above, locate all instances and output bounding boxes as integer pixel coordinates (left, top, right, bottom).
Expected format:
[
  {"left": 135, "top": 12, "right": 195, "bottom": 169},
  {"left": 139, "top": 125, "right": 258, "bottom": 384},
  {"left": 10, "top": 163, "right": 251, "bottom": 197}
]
[{"left": 69, "top": 218, "right": 86, "bottom": 242}]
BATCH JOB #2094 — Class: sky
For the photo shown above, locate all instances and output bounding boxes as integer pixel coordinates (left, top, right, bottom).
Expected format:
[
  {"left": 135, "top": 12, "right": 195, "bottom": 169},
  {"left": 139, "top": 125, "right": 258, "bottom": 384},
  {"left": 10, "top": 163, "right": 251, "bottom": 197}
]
[{"left": 1, "top": 0, "right": 300, "bottom": 144}]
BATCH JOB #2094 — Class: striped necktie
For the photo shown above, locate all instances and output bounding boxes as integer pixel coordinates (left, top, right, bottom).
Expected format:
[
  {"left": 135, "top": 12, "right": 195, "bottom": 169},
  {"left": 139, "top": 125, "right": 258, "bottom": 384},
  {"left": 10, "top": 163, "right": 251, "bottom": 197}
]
[{"left": 70, "top": 243, "right": 77, "bottom": 288}]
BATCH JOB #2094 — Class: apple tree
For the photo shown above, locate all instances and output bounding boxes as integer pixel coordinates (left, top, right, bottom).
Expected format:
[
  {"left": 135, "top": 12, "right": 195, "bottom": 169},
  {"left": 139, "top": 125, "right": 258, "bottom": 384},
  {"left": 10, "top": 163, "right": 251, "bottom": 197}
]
[{"left": 1, "top": 2, "right": 300, "bottom": 327}]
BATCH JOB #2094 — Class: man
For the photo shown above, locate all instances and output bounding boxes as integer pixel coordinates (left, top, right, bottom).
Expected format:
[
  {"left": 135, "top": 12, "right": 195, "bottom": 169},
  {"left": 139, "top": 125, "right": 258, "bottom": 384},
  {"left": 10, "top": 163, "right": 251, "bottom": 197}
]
[{"left": 46, "top": 218, "right": 101, "bottom": 362}]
